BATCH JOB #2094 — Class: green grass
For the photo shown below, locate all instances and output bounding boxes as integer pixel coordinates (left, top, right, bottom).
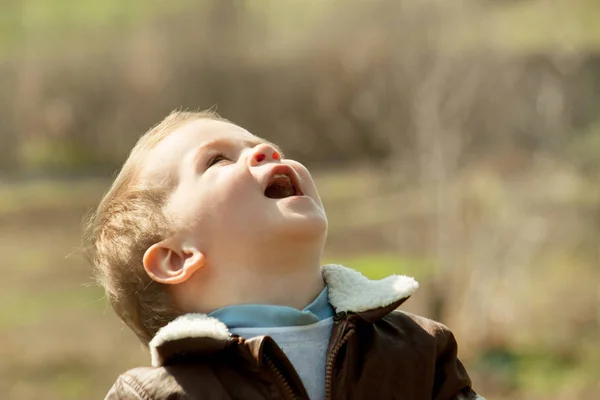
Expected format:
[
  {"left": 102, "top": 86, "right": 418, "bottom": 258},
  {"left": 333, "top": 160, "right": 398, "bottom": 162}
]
[
  {"left": 0, "top": 0, "right": 194, "bottom": 56},
  {"left": 477, "top": 346, "right": 600, "bottom": 397},
  {"left": 2, "top": 0, "right": 600, "bottom": 58},
  {"left": 0, "top": 178, "right": 108, "bottom": 215},
  {"left": 0, "top": 285, "right": 106, "bottom": 330},
  {"left": 484, "top": 0, "right": 600, "bottom": 53},
  {"left": 325, "top": 253, "right": 434, "bottom": 281}
]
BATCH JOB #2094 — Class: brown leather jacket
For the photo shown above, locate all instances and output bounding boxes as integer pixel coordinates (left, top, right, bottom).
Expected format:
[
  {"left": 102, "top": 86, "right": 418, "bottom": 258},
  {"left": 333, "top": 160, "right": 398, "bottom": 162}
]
[{"left": 105, "top": 265, "right": 484, "bottom": 400}]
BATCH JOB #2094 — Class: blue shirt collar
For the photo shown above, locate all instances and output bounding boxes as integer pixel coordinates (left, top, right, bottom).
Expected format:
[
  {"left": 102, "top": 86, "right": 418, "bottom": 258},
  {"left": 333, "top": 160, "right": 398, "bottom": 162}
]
[{"left": 208, "top": 286, "right": 335, "bottom": 329}]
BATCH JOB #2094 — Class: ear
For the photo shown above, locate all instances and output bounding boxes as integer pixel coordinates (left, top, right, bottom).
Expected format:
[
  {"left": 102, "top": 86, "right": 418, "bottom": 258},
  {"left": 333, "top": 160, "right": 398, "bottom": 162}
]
[{"left": 143, "top": 241, "right": 205, "bottom": 285}]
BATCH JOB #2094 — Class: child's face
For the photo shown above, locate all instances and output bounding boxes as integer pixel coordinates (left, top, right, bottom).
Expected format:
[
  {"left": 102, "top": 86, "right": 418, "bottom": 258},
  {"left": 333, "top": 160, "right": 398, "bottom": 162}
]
[{"left": 143, "top": 118, "right": 328, "bottom": 256}]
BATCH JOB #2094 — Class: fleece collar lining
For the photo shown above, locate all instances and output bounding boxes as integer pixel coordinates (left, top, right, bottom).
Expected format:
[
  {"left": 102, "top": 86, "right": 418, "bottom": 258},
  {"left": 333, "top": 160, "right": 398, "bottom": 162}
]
[{"left": 149, "top": 264, "right": 418, "bottom": 367}]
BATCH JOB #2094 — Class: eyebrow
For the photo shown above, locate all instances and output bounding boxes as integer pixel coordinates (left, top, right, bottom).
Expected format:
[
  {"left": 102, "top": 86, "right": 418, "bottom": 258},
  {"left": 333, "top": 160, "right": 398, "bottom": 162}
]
[{"left": 192, "top": 138, "right": 285, "bottom": 166}]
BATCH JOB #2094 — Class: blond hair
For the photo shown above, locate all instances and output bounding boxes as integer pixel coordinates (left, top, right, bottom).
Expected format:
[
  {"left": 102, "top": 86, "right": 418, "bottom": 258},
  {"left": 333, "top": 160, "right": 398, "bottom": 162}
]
[{"left": 83, "top": 110, "right": 224, "bottom": 344}]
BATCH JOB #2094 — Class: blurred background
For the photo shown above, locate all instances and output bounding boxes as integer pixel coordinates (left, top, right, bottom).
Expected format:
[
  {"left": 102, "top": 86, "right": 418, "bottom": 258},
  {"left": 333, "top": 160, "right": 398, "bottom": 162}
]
[{"left": 1, "top": 0, "right": 599, "bottom": 398}]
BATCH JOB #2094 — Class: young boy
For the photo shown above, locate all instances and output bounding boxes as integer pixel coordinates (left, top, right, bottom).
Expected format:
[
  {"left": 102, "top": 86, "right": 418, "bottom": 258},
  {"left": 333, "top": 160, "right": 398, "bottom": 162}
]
[{"left": 85, "top": 110, "right": 484, "bottom": 400}]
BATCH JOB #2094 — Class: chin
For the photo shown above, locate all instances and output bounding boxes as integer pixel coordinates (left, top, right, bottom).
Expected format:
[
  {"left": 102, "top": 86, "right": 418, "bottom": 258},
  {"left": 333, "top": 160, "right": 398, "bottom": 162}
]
[{"left": 278, "top": 212, "right": 328, "bottom": 241}]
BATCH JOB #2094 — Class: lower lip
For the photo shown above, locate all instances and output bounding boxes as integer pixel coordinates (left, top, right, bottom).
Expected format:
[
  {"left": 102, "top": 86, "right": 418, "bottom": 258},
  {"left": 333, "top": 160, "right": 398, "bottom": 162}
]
[{"left": 272, "top": 194, "right": 308, "bottom": 200}]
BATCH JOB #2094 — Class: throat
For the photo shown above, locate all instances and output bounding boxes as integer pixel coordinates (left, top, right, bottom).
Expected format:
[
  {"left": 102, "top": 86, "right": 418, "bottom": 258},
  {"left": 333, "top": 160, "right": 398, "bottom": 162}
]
[
  {"left": 227, "top": 267, "right": 326, "bottom": 311},
  {"left": 198, "top": 239, "right": 327, "bottom": 314}
]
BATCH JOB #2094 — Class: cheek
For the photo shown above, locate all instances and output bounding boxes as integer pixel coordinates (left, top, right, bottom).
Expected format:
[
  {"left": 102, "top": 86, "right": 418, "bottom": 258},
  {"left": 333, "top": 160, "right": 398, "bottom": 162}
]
[
  {"left": 205, "top": 169, "right": 260, "bottom": 215},
  {"left": 212, "top": 168, "right": 256, "bottom": 198},
  {"left": 176, "top": 169, "right": 248, "bottom": 215}
]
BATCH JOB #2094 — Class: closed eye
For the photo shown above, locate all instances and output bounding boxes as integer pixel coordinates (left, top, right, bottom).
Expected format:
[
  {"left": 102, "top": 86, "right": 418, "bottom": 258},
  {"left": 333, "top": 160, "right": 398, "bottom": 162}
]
[{"left": 207, "top": 153, "right": 229, "bottom": 168}]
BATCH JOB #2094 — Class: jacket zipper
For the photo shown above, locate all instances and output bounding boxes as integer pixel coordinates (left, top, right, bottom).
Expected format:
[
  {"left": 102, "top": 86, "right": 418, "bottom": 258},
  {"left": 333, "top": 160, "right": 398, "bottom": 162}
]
[
  {"left": 264, "top": 354, "right": 298, "bottom": 400},
  {"left": 324, "top": 313, "right": 355, "bottom": 400}
]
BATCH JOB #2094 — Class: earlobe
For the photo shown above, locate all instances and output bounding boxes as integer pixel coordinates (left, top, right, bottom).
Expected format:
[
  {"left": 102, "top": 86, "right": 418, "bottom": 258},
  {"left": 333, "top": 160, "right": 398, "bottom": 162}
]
[{"left": 143, "top": 241, "right": 205, "bottom": 285}]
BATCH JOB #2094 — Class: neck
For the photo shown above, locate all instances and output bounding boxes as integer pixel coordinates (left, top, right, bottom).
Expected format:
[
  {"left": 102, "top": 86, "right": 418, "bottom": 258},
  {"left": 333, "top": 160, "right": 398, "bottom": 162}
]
[
  {"left": 224, "top": 265, "right": 325, "bottom": 309},
  {"left": 177, "top": 236, "right": 326, "bottom": 313}
]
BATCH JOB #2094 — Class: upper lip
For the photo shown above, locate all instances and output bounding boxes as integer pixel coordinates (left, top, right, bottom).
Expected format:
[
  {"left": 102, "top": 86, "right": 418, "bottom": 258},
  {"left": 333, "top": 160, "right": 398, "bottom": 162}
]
[{"left": 263, "top": 164, "right": 303, "bottom": 196}]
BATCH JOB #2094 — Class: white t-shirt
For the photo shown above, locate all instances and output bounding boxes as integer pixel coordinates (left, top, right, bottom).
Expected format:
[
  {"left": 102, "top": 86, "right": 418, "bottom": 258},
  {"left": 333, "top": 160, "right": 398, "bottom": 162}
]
[{"left": 231, "top": 317, "right": 334, "bottom": 400}]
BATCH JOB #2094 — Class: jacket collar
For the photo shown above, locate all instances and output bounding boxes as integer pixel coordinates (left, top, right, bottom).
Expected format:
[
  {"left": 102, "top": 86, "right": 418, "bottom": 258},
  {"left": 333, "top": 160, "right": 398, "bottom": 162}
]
[{"left": 149, "top": 264, "right": 418, "bottom": 367}]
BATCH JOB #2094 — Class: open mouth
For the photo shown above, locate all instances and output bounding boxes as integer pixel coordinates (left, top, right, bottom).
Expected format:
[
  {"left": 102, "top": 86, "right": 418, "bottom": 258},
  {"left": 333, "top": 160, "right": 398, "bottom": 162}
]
[{"left": 264, "top": 168, "right": 302, "bottom": 199}]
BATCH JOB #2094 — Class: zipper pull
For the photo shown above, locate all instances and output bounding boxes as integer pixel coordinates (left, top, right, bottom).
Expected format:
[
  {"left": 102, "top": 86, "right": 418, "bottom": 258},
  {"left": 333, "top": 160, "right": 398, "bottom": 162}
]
[{"left": 333, "top": 311, "right": 347, "bottom": 322}]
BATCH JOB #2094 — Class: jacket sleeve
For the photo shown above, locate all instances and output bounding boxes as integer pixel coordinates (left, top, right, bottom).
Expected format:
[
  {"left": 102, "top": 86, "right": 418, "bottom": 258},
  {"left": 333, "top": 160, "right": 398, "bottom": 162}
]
[
  {"left": 454, "top": 391, "right": 486, "bottom": 400},
  {"left": 104, "top": 374, "right": 151, "bottom": 400},
  {"left": 431, "top": 324, "right": 485, "bottom": 400}
]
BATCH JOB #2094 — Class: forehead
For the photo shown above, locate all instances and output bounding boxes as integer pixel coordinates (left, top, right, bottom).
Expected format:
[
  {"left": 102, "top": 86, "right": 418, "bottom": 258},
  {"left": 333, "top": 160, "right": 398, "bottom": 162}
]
[
  {"left": 140, "top": 119, "right": 265, "bottom": 180},
  {"left": 159, "top": 118, "right": 259, "bottom": 154}
]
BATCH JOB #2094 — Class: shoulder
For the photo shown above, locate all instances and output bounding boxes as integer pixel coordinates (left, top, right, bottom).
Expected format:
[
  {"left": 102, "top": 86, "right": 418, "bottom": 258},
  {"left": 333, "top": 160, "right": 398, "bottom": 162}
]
[
  {"left": 378, "top": 310, "right": 462, "bottom": 354},
  {"left": 104, "top": 364, "right": 215, "bottom": 400},
  {"left": 105, "top": 367, "right": 156, "bottom": 400},
  {"left": 382, "top": 312, "right": 484, "bottom": 399},
  {"left": 383, "top": 310, "right": 454, "bottom": 336}
]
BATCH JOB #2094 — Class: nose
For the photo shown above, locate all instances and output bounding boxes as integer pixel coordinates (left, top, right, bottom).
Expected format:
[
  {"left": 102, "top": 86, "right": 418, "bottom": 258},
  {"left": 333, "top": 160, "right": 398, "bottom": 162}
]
[{"left": 248, "top": 143, "right": 281, "bottom": 167}]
